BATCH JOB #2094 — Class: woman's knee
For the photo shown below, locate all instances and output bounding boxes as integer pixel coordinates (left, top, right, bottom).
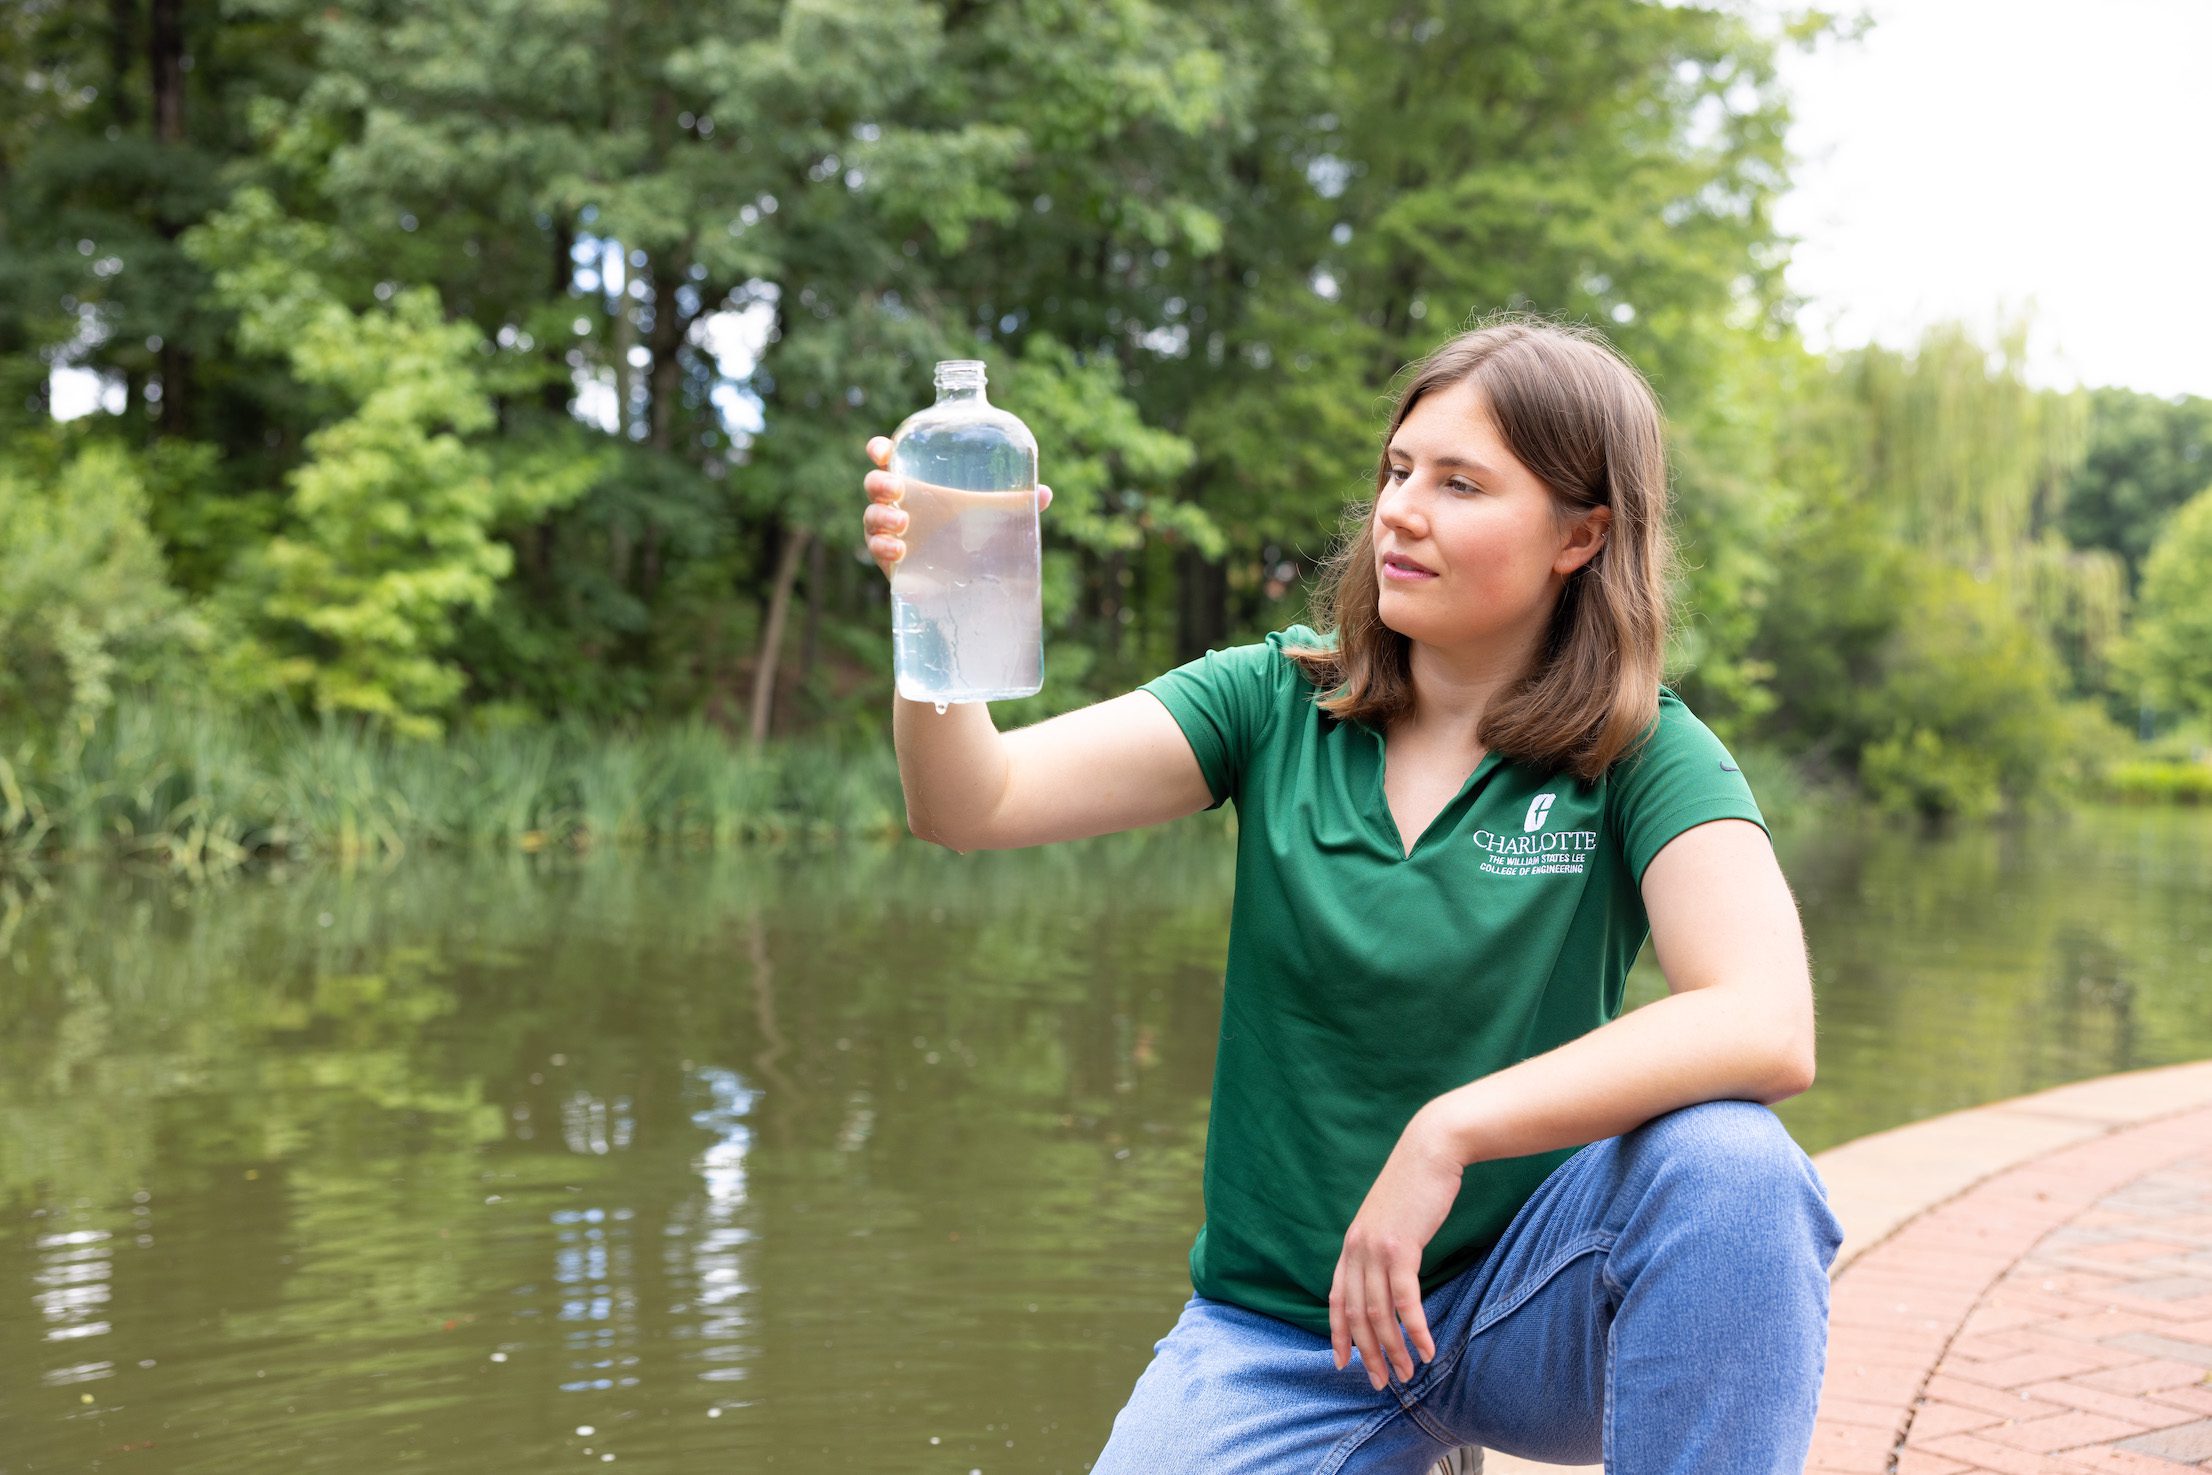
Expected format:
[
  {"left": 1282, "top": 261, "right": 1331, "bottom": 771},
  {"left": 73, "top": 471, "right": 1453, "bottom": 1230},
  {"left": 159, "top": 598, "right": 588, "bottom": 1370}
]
[
  {"left": 1619, "top": 1100, "right": 1841, "bottom": 1253},
  {"left": 1626, "top": 1099, "right": 1793, "bottom": 1175}
]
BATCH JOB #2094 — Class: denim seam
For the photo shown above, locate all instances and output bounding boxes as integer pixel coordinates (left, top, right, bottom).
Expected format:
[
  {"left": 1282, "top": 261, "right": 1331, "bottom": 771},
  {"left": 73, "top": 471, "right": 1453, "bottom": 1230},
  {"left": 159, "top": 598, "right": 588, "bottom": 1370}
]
[
  {"left": 1596, "top": 1235, "right": 1627, "bottom": 1300},
  {"left": 1599, "top": 1229, "right": 1622, "bottom": 1470},
  {"left": 1315, "top": 1396, "right": 1419, "bottom": 1475},
  {"left": 1465, "top": 1228, "right": 1616, "bottom": 1340},
  {"left": 1602, "top": 1295, "right": 1618, "bottom": 1475},
  {"left": 1401, "top": 1228, "right": 1618, "bottom": 1427},
  {"left": 1397, "top": 1386, "right": 1461, "bottom": 1448}
]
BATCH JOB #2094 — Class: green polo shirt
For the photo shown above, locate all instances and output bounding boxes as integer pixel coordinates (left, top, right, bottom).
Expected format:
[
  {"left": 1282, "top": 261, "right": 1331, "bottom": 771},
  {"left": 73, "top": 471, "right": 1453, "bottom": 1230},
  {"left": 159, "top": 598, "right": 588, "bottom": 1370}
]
[{"left": 1139, "top": 625, "right": 1767, "bottom": 1337}]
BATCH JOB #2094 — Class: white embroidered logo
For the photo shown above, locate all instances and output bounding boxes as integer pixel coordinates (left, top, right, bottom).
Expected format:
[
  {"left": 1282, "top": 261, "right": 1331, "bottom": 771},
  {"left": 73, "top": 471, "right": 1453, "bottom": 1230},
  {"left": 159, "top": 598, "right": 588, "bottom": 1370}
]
[{"left": 1475, "top": 791, "right": 1598, "bottom": 878}]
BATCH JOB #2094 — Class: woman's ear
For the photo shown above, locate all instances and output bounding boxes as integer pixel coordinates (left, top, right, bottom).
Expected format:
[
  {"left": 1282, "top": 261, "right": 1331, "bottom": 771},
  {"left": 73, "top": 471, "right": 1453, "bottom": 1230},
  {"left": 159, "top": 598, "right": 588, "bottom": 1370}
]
[{"left": 1556, "top": 505, "right": 1612, "bottom": 576}]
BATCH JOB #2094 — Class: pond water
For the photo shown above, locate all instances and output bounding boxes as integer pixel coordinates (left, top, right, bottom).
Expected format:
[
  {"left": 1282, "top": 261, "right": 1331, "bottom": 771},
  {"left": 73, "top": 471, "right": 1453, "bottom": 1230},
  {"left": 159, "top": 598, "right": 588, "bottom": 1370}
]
[{"left": 2, "top": 804, "right": 2209, "bottom": 1472}]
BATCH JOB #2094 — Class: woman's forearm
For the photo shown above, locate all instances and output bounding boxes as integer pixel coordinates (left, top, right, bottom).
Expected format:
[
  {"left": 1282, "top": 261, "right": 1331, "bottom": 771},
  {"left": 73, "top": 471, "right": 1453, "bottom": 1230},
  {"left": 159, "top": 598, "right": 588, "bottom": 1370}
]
[
  {"left": 1420, "top": 985, "right": 1812, "bottom": 1167},
  {"left": 892, "top": 693, "right": 1010, "bottom": 848}
]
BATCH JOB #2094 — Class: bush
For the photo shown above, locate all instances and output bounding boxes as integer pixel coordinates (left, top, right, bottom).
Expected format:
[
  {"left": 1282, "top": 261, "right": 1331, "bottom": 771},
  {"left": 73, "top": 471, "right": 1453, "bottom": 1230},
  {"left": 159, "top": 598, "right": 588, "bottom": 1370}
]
[
  {"left": 0, "top": 438, "right": 206, "bottom": 743},
  {"left": 1860, "top": 726, "right": 2003, "bottom": 822}
]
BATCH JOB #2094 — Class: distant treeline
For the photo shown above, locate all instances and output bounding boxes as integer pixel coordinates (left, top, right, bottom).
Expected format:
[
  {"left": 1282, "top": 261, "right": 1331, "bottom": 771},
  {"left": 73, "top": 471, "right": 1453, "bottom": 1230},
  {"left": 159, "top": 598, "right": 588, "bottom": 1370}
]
[{"left": 3, "top": 0, "right": 2210, "bottom": 854}]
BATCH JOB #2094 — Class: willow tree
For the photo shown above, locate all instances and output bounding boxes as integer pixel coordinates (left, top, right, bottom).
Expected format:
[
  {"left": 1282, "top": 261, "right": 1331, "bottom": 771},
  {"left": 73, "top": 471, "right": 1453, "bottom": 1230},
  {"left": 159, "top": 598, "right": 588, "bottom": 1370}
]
[
  {"left": 1835, "top": 324, "right": 2078, "bottom": 574},
  {"left": 1753, "top": 322, "right": 2130, "bottom": 814},
  {"left": 1826, "top": 321, "right": 2127, "bottom": 696}
]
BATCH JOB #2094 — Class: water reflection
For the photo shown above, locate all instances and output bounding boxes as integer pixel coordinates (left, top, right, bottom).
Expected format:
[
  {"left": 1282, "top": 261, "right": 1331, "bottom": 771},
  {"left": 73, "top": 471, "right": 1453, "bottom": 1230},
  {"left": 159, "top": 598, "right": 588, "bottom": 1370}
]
[
  {"left": 34, "top": 1227, "right": 112, "bottom": 1350},
  {"left": 687, "top": 1067, "right": 757, "bottom": 1388},
  {"left": 0, "top": 807, "right": 2206, "bottom": 1471}
]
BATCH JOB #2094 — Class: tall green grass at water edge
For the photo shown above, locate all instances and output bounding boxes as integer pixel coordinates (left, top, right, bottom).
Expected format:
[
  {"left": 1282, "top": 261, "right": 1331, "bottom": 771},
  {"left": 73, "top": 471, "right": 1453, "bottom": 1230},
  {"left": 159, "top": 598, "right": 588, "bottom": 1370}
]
[
  {"left": 4, "top": 697, "right": 2193, "bottom": 876},
  {"left": 2102, "top": 758, "right": 2212, "bottom": 805},
  {"left": 0, "top": 698, "right": 910, "bottom": 871}
]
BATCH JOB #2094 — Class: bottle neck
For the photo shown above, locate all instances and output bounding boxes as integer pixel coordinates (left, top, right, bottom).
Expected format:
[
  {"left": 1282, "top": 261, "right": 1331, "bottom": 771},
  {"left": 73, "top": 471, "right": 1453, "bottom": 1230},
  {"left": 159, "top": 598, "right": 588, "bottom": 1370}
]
[{"left": 933, "top": 360, "right": 987, "bottom": 403}]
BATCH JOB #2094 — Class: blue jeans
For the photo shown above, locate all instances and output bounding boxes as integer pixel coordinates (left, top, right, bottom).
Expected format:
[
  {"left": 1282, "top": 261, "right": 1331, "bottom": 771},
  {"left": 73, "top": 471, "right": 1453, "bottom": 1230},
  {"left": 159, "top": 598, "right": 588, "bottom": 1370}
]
[{"left": 1090, "top": 1099, "right": 1845, "bottom": 1474}]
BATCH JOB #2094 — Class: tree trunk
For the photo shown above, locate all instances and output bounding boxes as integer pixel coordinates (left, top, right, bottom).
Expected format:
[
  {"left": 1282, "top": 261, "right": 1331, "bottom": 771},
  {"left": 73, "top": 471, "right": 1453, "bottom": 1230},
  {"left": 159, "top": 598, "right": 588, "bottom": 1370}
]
[
  {"left": 799, "top": 533, "right": 826, "bottom": 676},
  {"left": 148, "top": 0, "right": 182, "bottom": 142},
  {"left": 544, "top": 214, "right": 574, "bottom": 415},
  {"left": 529, "top": 522, "right": 556, "bottom": 592},
  {"left": 109, "top": 0, "right": 136, "bottom": 128},
  {"left": 1102, "top": 546, "right": 1127, "bottom": 661},
  {"left": 646, "top": 258, "right": 686, "bottom": 452},
  {"left": 610, "top": 277, "right": 637, "bottom": 442},
  {"left": 148, "top": 0, "right": 190, "bottom": 436},
  {"left": 1175, "top": 543, "right": 1229, "bottom": 662},
  {"left": 639, "top": 254, "right": 687, "bottom": 603},
  {"left": 749, "top": 524, "right": 813, "bottom": 750}
]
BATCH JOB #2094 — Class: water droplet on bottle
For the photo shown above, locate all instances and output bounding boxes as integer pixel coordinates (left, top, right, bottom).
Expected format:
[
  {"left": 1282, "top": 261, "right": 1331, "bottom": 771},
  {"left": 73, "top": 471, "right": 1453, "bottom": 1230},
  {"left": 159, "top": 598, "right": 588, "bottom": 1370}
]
[{"left": 933, "top": 700, "right": 948, "bottom": 715}]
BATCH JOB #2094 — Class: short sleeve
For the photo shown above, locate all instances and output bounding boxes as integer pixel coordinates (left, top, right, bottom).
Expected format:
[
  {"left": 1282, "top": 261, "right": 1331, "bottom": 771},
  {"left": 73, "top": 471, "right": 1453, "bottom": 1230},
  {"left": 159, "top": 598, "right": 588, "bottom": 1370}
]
[
  {"left": 1608, "top": 687, "right": 1769, "bottom": 886},
  {"left": 1138, "top": 629, "right": 1308, "bottom": 811}
]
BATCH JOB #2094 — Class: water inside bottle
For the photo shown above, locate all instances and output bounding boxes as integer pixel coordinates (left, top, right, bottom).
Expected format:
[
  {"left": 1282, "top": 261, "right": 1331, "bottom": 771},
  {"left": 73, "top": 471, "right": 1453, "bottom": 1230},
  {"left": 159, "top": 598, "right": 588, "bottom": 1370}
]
[{"left": 889, "top": 476, "right": 1043, "bottom": 703}]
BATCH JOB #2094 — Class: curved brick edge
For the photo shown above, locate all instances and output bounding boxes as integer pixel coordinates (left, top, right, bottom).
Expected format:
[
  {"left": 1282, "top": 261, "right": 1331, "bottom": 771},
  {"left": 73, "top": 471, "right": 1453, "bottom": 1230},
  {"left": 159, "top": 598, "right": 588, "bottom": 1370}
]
[
  {"left": 1811, "top": 1062, "right": 2212, "bottom": 1279},
  {"left": 1486, "top": 1062, "right": 2212, "bottom": 1475},
  {"left": 1810, "top": 1070, "right": 2212, "bottom": 1475}
]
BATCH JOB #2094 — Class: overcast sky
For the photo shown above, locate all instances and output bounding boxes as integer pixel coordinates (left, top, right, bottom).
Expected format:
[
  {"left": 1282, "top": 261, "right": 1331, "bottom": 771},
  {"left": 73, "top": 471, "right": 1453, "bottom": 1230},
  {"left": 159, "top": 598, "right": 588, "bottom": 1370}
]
[{"left": 1768, "top": 0, "right": 2210, "bottom": 398}]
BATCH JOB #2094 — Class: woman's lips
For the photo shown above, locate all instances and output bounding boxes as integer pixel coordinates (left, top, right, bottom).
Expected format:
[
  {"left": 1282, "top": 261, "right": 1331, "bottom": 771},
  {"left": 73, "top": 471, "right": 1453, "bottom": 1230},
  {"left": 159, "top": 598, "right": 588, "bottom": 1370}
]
[{"left": 1381, "top": 556, "right": 1437, "bottom": 582}]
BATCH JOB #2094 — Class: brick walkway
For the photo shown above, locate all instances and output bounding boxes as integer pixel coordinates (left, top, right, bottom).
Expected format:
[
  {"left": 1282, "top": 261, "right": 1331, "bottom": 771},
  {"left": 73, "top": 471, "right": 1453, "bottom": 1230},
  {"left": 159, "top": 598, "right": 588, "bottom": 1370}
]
[
  {"left": 1483, "top": 1060, "right": 2212, "bottom": 1475},
  {"left": 1813, "top": 1080, "right": 2212, "bottom": 1474}
]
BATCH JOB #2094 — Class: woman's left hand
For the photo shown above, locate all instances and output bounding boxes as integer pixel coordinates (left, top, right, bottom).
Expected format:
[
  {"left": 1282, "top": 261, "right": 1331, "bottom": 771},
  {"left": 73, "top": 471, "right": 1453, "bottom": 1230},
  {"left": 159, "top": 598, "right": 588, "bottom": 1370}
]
[{"left": 1329, "top": 1108, "right": 1466, "bottom": 1390}]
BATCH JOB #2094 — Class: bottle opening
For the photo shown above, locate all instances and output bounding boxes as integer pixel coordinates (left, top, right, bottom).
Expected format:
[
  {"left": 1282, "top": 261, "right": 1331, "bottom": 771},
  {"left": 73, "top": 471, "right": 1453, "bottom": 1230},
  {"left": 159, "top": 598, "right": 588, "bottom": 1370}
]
[{"left": 933, "top": 359, "right": 987, "bottom": 392}]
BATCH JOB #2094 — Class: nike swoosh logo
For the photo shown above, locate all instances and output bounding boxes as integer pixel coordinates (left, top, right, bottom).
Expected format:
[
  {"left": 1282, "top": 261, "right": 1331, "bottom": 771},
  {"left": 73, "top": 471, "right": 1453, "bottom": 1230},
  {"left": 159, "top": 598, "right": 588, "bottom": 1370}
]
[{"left": 1719, "top": 760, "right": 1740, "bottom": 772}]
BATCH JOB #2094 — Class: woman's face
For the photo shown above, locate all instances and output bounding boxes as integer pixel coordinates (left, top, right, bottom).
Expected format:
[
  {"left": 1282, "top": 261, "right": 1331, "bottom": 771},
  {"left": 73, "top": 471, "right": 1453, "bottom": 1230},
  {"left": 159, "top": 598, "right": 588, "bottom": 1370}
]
[{"left": 1371, "top": 379, "right": 1608, "bottom": 653}]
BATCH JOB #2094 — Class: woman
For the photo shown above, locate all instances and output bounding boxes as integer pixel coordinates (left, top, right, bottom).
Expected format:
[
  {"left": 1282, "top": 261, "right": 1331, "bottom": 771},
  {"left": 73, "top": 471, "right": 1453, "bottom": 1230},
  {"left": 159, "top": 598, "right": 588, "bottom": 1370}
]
[{"left": 858, "top": 317, "right": 1843, "bottom": 1474}]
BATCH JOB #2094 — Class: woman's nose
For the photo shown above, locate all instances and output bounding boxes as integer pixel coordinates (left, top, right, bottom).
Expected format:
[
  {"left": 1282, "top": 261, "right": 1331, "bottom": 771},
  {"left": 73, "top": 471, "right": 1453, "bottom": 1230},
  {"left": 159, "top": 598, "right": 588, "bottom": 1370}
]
[{"left": 1376, "top": 479, "right": 1426, "bottom": 535}]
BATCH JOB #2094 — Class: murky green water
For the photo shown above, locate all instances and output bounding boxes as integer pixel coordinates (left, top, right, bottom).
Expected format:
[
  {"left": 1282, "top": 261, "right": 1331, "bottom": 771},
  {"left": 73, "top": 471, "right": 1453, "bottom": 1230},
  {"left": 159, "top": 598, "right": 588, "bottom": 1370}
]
[{"left": 3, "top": 804, "right": 2209, "bottom": 1472}]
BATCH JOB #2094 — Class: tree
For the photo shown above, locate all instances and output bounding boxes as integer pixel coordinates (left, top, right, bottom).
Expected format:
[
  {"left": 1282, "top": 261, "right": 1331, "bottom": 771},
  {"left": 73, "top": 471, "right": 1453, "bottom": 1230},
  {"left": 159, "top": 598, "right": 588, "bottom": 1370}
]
[
  {"left": 1750, "top": 325, "right": 2128, "bottom": 816},
  {"left": 2061, "top": 386, "right": 2212, "bottom": 594},
  {"left": 1178, "top": 0, "right": 1826, "bottom": 712},
  {"left": 184, "top": 190, "right": 601, "bottom": 735},
  {"left": 0, "top": 0, "right": 310, "bottom": 451},
  {"left": 2120, "top": 483, "right": 2212, "bottom": 725}
]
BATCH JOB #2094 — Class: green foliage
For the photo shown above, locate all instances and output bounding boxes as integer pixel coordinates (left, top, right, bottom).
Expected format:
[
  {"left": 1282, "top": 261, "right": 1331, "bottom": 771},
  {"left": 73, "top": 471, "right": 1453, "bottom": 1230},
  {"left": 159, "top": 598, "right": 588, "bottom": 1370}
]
[
  {"left": 1752, "top": 327, "right": 2133, "bottom": 818},
  {"left": 2061, "top": 387, "right": 2212, "bottom": 593},
  {"left": 2117, "top": 482, "right": 2212, "bottom": 722},
  {"left": 1858, "top": 563, "right": 2120, "bottom": 819},
  {"left": 1859, "top": 727, "right": 2002, "bottom": 824},
  {"left": 0, "top": 1, "right": 2189, "bottom": 826},
  {"left": 1829, "top": 323, "right": 2085, "bottom": 575},
  {"left": 0, "top": 437, "right": 204, "bottom": 741},
  {"left": 184, "top": 190, "right": 603, "bottom": 734},
  {"left": 999, "top": 334, "right": 1208, "bottom": 557}
]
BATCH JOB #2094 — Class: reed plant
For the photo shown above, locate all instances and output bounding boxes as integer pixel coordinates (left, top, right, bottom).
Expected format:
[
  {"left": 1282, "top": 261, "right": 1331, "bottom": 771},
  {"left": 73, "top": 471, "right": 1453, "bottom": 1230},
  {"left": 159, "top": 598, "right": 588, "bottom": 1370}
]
[{"left": 0, "top": 690, "right": 913, "bottom": 873}]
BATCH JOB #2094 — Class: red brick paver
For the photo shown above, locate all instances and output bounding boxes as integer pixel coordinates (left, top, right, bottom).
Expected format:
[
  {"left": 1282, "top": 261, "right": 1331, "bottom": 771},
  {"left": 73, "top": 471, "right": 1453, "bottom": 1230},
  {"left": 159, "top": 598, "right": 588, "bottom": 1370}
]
[{"left": 1815, "top": 1102, "right": 2212, "bottom": 1473}]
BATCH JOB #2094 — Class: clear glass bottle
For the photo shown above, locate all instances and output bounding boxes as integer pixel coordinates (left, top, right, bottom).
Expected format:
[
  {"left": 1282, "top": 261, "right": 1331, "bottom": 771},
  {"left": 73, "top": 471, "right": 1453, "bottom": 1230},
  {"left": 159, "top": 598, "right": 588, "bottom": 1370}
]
[{"left": 888, "top": 359, "right": 1043, "bottom": 704}]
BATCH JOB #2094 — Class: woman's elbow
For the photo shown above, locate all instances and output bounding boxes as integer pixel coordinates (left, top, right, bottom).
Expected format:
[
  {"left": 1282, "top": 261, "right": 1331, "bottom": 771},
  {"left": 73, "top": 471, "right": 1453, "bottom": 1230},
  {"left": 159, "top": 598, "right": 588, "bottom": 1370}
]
[
  {"left": 904, "top": 806, "right": 950, "bottom": 848},
  {"left": 1762, "top": 1035, "right": 1817, "bottom": 1103},
  {"left": 906, "top": 805, "right": 986, "bottom": 852}
]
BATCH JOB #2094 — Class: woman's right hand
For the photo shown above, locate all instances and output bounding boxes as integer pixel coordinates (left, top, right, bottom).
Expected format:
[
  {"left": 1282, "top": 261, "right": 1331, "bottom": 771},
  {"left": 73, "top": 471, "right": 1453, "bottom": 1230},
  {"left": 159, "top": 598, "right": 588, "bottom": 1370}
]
[{"left": 861, "top": 435, "right": 1053, "bottom": 582}]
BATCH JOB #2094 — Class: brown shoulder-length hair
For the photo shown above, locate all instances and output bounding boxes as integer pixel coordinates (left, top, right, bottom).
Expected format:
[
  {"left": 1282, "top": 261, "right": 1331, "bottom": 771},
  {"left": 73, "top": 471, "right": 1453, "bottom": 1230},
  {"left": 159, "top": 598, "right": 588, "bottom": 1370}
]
[{"left": 1283, "top": 314, "right": 1677, "bottom": 784}]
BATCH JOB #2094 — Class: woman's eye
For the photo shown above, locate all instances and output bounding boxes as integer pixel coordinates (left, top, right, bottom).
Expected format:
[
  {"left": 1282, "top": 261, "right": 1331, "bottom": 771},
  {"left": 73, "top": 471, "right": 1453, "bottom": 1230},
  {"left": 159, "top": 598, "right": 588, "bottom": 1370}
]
[
  {"left": 1385, "top": 465, "right": 1409, "bottom": 482},
  {"left": 1449, "top": 479, "right": 1478, "bottom": 495}
]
